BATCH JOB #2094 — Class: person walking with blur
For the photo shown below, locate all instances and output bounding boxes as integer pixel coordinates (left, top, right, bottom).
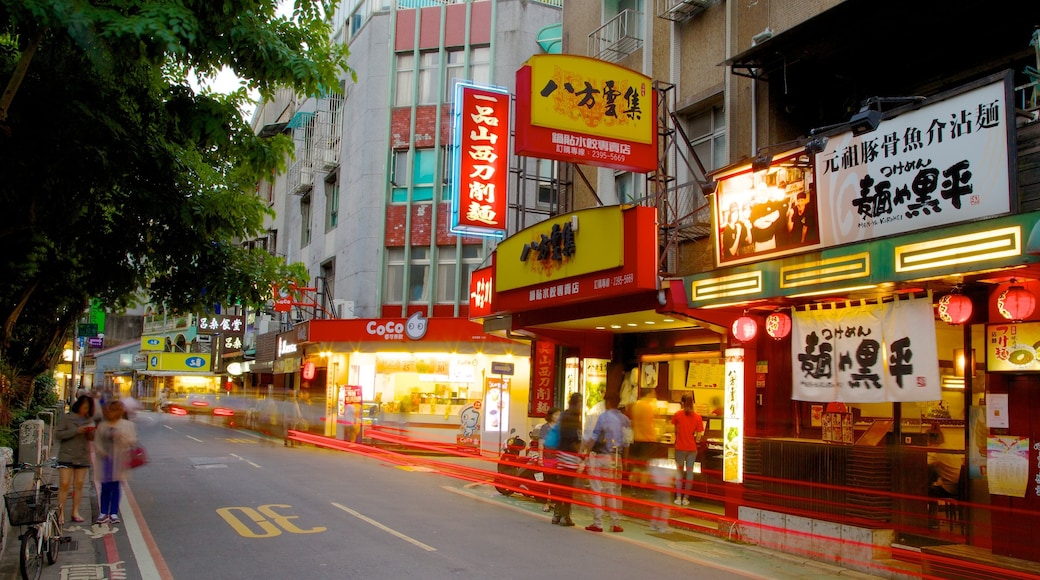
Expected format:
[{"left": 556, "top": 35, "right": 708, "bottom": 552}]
[
  {"left": 537, "top": 407, "right": 561, "bottom": 512},
  {"left": 93, "top": 400, "right": 138, "bottom": 525},
  {"left": 672, "top": 394, "right": 704, "bottom": 506},
  {"left": 551, "top": 393, "right": 583, "bottom": 527},
  {"left": 55, "top": 395, "right": 96, "bottom": 523},
  {"left": 583, "top": 394, "right": 631, "bottom": 533}
]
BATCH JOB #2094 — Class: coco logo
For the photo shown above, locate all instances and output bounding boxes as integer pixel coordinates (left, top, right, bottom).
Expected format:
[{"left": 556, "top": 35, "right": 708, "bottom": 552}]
[
  {"left": 144, "top": 338, "right": 162, "bottom": 347},
  {"left": 185, "top": 356, "right": 206, "bottom": 369},
  {"left": 365, "top": 312, "right": 429, "bottom": 341},
  {"left": 404, "top": 312, "right": 428, "bottom": 341}
]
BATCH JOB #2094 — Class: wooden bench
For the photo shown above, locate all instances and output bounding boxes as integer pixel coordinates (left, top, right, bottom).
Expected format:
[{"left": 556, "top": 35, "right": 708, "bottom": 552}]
[{"left": 920, "top": 543, "right": 1039, "bottom": 579}]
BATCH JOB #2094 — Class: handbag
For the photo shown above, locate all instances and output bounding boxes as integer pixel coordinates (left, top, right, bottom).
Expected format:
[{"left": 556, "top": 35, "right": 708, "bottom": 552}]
[{"left": 128, "top": 446, "right": 148, "bottom": 468}]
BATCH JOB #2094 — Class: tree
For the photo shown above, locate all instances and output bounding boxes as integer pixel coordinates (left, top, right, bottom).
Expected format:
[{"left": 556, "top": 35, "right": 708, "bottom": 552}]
[{"left": 0, "top": 1, "right": 354, "bottom": 410}]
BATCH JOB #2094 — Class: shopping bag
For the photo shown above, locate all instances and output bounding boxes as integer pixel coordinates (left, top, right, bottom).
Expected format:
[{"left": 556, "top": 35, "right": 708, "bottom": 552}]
[{"left": 128, "top": 446, "right": 148, "bottom": 469}]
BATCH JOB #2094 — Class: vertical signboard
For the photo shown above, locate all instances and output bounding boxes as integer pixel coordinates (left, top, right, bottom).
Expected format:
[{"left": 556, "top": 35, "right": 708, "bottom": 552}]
[
  {"left": 723, "top": 348, "right": 744, "bottom": 484},
  {"left": 450, "top": 83, "right": 511, "bottom": 238},
  {"left": 530, "top": 341, "right": 556, "bottom": 417}
]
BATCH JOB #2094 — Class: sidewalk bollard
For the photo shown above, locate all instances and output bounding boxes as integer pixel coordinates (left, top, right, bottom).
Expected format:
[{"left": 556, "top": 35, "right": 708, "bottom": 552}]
[{"left": 18, "top": 420, "right": 44, "bottom": 466}]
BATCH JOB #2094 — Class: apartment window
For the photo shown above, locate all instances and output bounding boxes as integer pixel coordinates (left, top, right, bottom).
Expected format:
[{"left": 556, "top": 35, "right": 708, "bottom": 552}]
[
  {"left": 325, "top": 177, "right": 339, "bottom": 232},
  {"left": 386, "top": 248, "right": 405, "bottom": 303},
  {"left": 391, "top": 148, "right": 445, "bottom": 203},
  {"left": 418, "top": 51, "right": 439, "bottom": 105},
  {"left": 321, "top": 260, "right": 336, "bottom": 306},
  {"left": 395, "top": 53, "right": 415, "bottom": 107},
  {"left": 615, "top": 172, "right": 639, "bottom": 204},
  {"left": 445, "top": 46, "right": 491, "bottom": 102},
  {"left": 536, "top": 158, "right": 556, "bottom": 207},
  {"left": 385, "top": 247, "right": 432, "bottom": 304},
  {"left": 300, "top": 195, "right": 312, "bottom": 247},
  {"left": 687, "top": 105, "right": 727, "bottom": 172},
  {"left": 435, "top": 244, "right": 484, "bottom": 303}
]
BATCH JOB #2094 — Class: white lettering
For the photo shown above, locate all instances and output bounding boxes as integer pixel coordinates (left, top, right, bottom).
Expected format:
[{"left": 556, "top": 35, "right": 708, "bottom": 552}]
[{"left": 277, "top": 337, "right": 297, "bottom": 356}]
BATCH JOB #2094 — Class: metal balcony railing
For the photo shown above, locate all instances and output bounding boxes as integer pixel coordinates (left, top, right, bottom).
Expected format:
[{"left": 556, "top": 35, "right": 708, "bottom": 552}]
[{"left": 588, "top": 9, "right": 644, "bottom": 63}]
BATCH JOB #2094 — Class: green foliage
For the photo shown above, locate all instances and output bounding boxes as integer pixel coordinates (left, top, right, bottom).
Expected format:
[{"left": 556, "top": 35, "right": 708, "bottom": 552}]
[{"left": 0, "top": 1, "right": 355, "bottom": 427}]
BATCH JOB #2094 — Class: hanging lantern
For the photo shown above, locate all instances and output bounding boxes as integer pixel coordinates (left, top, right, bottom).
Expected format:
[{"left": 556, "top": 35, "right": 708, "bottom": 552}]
[
  {"left": 732, "top": 315, "right": 758, "bottom": 342},
  {"left": 998, "top": 283, "right": 1036, "bottom": 320},
  {"left": 937, "top": 292, "right": 972, "bottom": 325},
  {"left": 302, "top": 361, "right": 316, "bottom": 380},
  {"left": 765, "top": 312, "right": 792, "bottom": 339}
]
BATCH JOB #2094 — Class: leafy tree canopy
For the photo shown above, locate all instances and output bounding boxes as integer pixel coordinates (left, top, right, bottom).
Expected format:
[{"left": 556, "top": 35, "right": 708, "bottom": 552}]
[{"left": 0, "top": 1, "right": 353, "bottom": 393}]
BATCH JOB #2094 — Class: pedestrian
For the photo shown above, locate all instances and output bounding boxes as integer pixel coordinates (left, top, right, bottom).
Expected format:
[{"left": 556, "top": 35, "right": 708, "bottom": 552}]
[
  {"left": 582, "top": 394, "right": 631, "bottom": 533},
  {"left": 93, "top": 400, "right": 138, "bottom": 525},
  {"left": 284, "top": 393, "right": 303, "bottom": 447},
  {"left": 628, "top": 388, "right": 663, "bottom": 489},
  {"left": 672, "top": 393, "right": 704, "bottom": 506},
  {"left": 551, "top": 393, "right": 583, "bottom": 527},
  {"left": 537, "top": 407, "right": 561, "bottom": 512},
  {"left": 55, "top": 395, "right": 96, "bottom": 523}
]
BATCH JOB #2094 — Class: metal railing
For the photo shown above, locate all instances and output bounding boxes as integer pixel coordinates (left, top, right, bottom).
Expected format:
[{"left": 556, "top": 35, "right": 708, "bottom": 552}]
[{"left": 588, "top": 9, "right": 644, "bottom": 63}]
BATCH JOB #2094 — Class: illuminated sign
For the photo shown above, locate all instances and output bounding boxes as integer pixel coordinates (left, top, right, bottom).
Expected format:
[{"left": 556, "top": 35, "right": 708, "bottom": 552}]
[
  {"left": 813, "top": 76, "right": 1012, "bottom": 247},
  {"left": 722, "top": 348, "right": 744, "bottom": 484},
  {"left": 468, "top": 265, "right": 495, "bottom": 319},
  {"left": 514, "top": 55, "right": 657, "bottom": 173},
  {"left": 277, "top": 336, "right": 298, "bottom": 356},
  {"left": 196, "top": 315, "right": 245, "bottom": 335},
  {"left": 364, "top": 312, "right": 429, "bottom": 342},
  {"left": 450, "top": 83, "right": 511, "bottom": 238},
  {"left": 496, "top": 207, "right": 623, "bottom": 292},
  {"left": 146, "top": 353, "right": 212, "bottom": 372}
]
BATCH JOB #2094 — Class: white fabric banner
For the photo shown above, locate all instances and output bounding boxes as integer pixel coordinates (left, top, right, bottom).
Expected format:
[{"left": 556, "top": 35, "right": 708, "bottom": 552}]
[{"left": 792, "top": 298, "right": 941, "bottom": 403}]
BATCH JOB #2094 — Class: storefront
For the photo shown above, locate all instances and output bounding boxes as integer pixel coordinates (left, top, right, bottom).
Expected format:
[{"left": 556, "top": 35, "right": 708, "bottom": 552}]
[
  {"left": 470, "top": 204, "right": 719, "bottom": 465},
  {"left": 278, "top": 314, "right": 529, "bottom": 454},
  {"left": 678, "top": 73, "right": 1040, "bottom": 563}
]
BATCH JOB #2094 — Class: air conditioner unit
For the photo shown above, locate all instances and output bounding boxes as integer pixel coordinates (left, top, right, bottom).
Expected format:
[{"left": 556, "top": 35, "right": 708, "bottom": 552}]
[
  {"left": 332, "top": 299, "right": 355, "bottom": 319},
  {"left": 321, "top": 147, "right": 339, "bottom": 169}
]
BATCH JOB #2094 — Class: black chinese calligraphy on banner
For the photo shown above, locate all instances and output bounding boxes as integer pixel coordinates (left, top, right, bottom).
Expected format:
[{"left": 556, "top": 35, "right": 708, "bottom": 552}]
[
  {"left": 813, "top": 76, "right": 1011, "bottom": 248},
  {"left": 792, "top": 298, "right": 941, "bottom": 402}
]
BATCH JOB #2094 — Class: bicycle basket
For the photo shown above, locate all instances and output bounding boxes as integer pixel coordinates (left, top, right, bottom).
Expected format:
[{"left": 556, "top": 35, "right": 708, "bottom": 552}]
[{"left": 4, "top": 490, "right": 51, "bottom": 526}]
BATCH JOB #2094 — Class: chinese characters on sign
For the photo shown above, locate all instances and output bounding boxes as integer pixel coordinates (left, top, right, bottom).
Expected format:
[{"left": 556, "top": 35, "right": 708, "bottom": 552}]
[
  {"left": 791, "top": 298, "right": 940, "bottom": 403},
  {"left": 814, "top": 78, "right": 1011, "bottom": 247},
  {"left": 450, "top": 83, "right": 510, "bottom": 238},
  {"left": 468, "top": 266, "right": 494, "bottom": 319},
  {"left": 986, "top": 322, "right": 1040, "bottom": 371},
  {"left": 530, "top": 341, "right": 556, "bottom": 417},
  {"left": 514, "top": 55, "right": 657, "bottom": 173}
]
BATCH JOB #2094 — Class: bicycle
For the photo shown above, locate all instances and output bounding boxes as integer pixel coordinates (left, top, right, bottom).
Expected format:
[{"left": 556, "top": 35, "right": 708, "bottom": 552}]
[{"left": 4, "top": 459, "right": 68, "bottom": 580}]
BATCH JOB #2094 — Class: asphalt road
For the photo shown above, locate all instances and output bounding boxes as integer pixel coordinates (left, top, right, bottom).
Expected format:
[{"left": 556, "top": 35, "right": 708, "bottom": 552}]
[{"left": 1, "top": 412, "right": 885, "bottom": 580}]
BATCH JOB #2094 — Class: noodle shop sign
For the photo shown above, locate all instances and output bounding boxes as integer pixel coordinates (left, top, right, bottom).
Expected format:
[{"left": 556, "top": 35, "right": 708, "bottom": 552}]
[{"left": 986, "top": 322, "right": 1040, "bottom": 371}]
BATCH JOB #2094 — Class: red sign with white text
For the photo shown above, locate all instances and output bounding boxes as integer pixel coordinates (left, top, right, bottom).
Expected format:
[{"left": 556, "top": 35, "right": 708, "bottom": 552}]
[
  {"left": 451, "top": 84, "right": 510, "bottom": 237},
  {"left": 468, "top": 264, "right": 495, "bottom": 319},
  {"left": 530, "top": 340, "right": 556, "bottom": 417}
]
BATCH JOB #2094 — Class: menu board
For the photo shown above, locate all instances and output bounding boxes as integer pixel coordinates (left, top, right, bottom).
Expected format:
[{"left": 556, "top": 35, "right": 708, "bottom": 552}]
[{"left": 685, "top": 358, "right": 725, "bottom": 390}]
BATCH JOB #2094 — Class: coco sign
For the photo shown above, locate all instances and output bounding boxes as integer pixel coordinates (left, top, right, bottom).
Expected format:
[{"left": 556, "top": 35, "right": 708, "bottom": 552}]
[{"left": 365, "top": 312, "right": 429, "bottom": 342}]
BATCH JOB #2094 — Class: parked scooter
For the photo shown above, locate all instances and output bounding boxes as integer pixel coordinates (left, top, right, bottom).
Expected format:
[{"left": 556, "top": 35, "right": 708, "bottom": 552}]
[{"left": 495, "top": 428, "right": 546, "bottom": 499}]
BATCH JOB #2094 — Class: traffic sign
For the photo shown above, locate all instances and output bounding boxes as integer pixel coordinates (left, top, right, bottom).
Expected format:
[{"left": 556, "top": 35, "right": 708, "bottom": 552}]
[
  {"left": 77, "top": 323, "right": 98, "bottom": 337},
  {"left": 491, "top": 361, "right": 514, "bottom": 376}
]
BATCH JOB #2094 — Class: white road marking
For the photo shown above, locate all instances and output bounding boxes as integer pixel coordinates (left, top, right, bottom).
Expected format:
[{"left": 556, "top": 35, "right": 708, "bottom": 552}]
[
  {"left": 163, "top": 425, "right": 174, "bottom": 430},
  {"left": 331, "top": 502, "right": 436, "bottom": 552},
  {"left": 186, "top": 435, "right": 203, "bottom": 442},
  {"left": 121, "top": 491, "right": 162, "bottom": 579},
  {"left": 230, "top": 453, "right": 263, "bottom": 468}
]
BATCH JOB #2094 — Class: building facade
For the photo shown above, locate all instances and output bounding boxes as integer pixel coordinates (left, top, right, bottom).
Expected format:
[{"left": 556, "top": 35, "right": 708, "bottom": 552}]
[
  {"left": 468, "top": 0, "right": 1040, "bottom": 575},
  {"left": 247, "top": 0, "right": 563, "bottom": 448}
]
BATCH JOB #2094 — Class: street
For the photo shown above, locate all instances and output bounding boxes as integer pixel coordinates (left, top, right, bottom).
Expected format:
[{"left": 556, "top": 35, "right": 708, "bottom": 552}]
[{"left": 2, "top": 412, "right": 883, "bottom": 579}]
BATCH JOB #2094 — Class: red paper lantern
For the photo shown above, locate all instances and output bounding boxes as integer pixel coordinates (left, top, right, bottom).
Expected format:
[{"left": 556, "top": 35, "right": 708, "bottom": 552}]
[
  {"left": 302, "top": 361, "right": 316, "bottom": 380},
  {"left": 998, "top": 284, "right": 1036, "bottom": 320},
  {"left": 765, "top": 312, "right": 792, "bottom": 339},
  {"left": 732, "top": 315, "right": 758, "bottom": 342},
  {"left": 937, "top": 293, "right": 972, "bottom": 325}
]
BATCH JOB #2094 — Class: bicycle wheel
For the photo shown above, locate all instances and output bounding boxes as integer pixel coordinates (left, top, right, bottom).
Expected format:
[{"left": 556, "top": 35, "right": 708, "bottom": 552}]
[
  {"left": 46, "top": 514, "right": 60, "bottom": 565},
  {"left": 19, "top": 526, "right": 43, "bottom": 580}
]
